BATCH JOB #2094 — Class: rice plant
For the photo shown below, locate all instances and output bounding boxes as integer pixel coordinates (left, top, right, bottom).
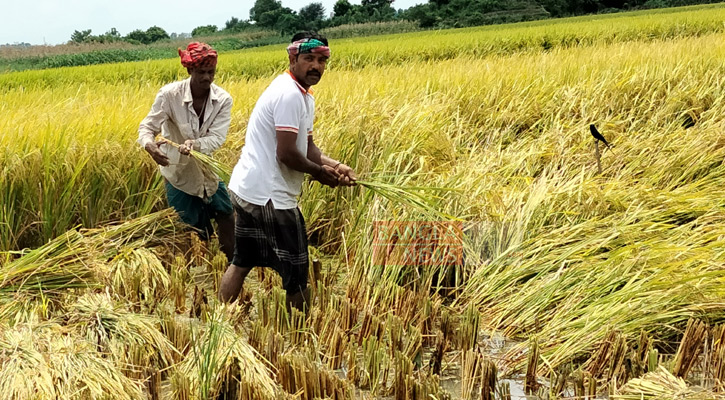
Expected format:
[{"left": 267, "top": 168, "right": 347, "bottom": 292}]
[
  {"left": 0, "top": 321, "right": 146, "bottom": 399},
  {"left": 169, "top": 306, "right": 279, "bottom": 400},
  {"left": 2, "top": 5, "right": 725, "bottom": 399}
]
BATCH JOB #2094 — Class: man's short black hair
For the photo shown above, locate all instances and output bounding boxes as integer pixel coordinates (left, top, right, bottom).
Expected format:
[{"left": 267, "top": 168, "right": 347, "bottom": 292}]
[{"left": 291, "top": 31, "right": 328, "bottom": 46}]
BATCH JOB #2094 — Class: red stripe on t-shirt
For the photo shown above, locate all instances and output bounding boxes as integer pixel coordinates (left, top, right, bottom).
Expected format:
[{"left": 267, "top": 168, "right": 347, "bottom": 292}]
[{"left": 276, "top": 126, "right": 299, "bottom": 133}]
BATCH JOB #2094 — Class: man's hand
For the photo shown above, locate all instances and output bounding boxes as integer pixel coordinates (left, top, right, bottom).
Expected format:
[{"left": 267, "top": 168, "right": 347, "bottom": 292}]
[
  {"left": 335, "top": 163, "right": 357, "bottom": 186},
  {"left": 144, "top": 141, "right": 170, "bottom": 166},
  {"left": 179, "top": 139, "right": 195, "bottom": 155},
  {"left": 313, "top": 165, "right": 340, "bottom": 187}
]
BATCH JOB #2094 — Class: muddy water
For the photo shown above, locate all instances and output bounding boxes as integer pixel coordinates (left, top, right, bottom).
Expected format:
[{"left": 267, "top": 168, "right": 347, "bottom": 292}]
[
  {"left": 435, "top": 331, "right": 532, "bottom": 399},
  {"left": 439, "top": 377, "right": 528, "bottom": 399}
]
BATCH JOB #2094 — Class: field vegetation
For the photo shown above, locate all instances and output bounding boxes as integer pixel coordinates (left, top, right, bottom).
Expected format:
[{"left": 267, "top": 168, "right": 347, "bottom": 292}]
[
  {"left": 0, "top": 21, "right": 419, "bottom": 73},
  {"left": 2, "top": 3, "right": 725, "bottom": 399}
]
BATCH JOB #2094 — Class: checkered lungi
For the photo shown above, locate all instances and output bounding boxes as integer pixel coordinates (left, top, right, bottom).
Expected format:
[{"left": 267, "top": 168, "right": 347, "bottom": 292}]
[{"left": 230, "top": 191, "right": 309, "bottom": 295}]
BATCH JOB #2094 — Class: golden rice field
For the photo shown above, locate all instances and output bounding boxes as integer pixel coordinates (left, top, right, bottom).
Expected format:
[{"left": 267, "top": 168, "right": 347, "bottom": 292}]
[{"left": 3, "top": 3, "right": 725, "bottom": 399}]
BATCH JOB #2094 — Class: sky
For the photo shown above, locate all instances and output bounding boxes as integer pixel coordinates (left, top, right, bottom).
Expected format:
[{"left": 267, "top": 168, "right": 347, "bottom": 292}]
[{"left": 2, "top": 0, "right": 424, "bottom": 46}]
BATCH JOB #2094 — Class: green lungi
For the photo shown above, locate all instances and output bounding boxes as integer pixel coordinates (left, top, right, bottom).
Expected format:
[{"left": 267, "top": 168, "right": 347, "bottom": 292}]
[{"left": 165, "top": 180, "right": 233, "bottom": 240}]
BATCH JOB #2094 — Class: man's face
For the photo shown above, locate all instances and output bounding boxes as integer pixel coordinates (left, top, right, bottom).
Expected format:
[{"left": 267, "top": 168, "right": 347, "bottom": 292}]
[
  {"left": 188, "top": 65, "right": 216, "bottom": 90},
  {"left": 290, "top": 52, "right": 328, "bottom": 87}
]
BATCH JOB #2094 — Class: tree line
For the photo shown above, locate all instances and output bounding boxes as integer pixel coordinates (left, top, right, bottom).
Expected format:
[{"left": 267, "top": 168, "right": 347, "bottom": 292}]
[
  {"left": 69, "top": 27, "right": 183, "bottom": 45},
  {"left": 69, "top": 0, "right": 723, "bottom": 44}
]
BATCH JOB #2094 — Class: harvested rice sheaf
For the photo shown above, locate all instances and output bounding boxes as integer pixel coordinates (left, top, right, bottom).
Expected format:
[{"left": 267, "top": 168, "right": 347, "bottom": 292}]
[
  {"left": 0, "top": 321, "right": 145, "bottom": 400},
  {"left": 615, "top": 366, "right": 725, "bottom": 400},
  {"left": 169, "top": 307, "right": 280, "bottom": 400}
]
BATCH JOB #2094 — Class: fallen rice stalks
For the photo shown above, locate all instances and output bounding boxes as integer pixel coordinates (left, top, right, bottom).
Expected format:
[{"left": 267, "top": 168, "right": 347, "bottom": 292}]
[
  {"left": 0, "top": 321, "right": 145, "bottom": 400},
  {"left": 615, "top": 366, "right": 725, "bottom": 400},
  {"left": 0, "top": 208, "right": 182, "bottom": 295},
  {"left": 67, "top": 292, "right": 177, "bottom": 368},
  {"left": 170, "top": 306, "right": 279, "bottom": 400}
]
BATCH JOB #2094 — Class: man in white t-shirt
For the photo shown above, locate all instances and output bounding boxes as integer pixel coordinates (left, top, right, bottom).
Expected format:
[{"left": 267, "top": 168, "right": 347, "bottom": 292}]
[{"left": 220, "top": 32, "right": 356, "bottom": 311}]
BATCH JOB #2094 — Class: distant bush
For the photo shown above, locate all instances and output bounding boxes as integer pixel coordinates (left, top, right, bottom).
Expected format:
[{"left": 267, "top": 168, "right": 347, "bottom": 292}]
[
  {"left": 0, "top": 21, "right": 424, "bottom": 72},
  {"left": 0, "top": 32, "right": 283, "bottom": 72},
  {"left": 321, "top": 20, "right": 420, "bottom": 38}
]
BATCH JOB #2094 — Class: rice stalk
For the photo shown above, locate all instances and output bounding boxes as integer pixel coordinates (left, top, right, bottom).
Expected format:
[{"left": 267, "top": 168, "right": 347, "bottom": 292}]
[
  {"left": 160, "top": 137, "right": 230, "bottom": 183},
  {"left": 0, "top": 208, "right": 182, "bottom": 296},
  {"left": 0, "top": 321, "right": 145, "bottom": 400},
  {"left": 615, "top": 366, "right": 725, "bottom": 400},
  {"left": 170, "top": 306, "right": 279, "bottom": 400},
  {"left": 360, "top": 335, "right": 386, "bottom": 393},
  {"left": 277, "top": 348, "right": 354, "bottom": 400},
  {"left": 67, "top": 292, "right": 177, "bottom": 368},
  {"left": 524, "top": 336, "right": 540, "bottom": 394},
  {"left": 356, "top": 178, "right": 461, "bottom": 221},
  {"left": 460, "top": 348, "right": 481, "bottom": 400},
  {"left": 710, "top": 324, "right": 725, "bottom": 391},
  {"left": 673, "top": 318, "right": 709, "bottom": 379},
  {"left": 108, "top": 248, "right": 171, "bottom": 311}
]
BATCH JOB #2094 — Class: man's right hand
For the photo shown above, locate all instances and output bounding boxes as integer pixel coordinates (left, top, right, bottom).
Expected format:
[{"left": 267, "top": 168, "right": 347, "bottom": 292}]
[
  {"left": 313, "top": 165, "right": 340, "bottom": 187},
  {"left": 145, "top": 141, "right": 170, "bottom": 166}
]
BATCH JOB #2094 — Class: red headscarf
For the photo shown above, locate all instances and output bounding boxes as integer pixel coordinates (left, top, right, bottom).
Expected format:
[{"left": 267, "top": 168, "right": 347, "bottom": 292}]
[{"left": 178, "top": 42, "right": 218, "bottom": 69}]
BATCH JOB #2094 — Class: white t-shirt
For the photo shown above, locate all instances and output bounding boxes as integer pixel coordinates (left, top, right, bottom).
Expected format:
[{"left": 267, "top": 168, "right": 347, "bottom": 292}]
[{"left": 229, "top": 72, "right": 315, "bottom": 209}]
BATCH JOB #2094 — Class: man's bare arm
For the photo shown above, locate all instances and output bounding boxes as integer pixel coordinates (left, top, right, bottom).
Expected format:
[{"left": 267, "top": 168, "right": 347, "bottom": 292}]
[
  {"left": 307, "top": 135, "right": 357, "bottom": 186},
  {"left": 277, "top": 131, "right": 339, "bottom": 187}
]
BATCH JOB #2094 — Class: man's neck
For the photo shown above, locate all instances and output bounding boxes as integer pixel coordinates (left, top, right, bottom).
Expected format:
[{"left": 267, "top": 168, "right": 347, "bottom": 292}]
[
  {"left": 190, "top": 82, "right": 210, "bottom": 99},
  {"left": 287, "top": 70, "right": 310, "bottom": 92}
]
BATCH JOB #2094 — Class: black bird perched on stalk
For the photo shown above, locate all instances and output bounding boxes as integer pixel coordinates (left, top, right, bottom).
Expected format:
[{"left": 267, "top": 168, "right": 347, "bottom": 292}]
[{"left": 589, "top": 124, "right": 613, "bottom": 150}]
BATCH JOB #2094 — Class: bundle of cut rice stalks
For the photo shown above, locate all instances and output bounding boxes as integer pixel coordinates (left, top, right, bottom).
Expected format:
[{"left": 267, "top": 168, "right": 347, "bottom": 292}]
[
  {"left": 0, "top": 321, "right": 145, "bottom": 400},
  {"left": 108, "top": 248, "right": 171, "bottom": 310},
  {"left": 356, "top": 177, "right": 461, "bottom": 220},
  {"left": 0, "top": 209, "right": 182, "bottom": 296},
  {"left": 67, "top": 292, "right": 177, "bottom": 371},
  {"left": 160, "top": 138, "right": 231, "bottom": 183},
  {"left": 169, "top": 306, "right": 280, "bottom": 400},
  {"left": 614, "top": 366, "right": 725, "bottom": 400}
]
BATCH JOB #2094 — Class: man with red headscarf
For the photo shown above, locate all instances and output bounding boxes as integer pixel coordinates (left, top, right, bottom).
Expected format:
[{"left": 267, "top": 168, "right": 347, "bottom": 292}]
[{"left": 138, "top": 42, "right": 235, "bottom": 261}]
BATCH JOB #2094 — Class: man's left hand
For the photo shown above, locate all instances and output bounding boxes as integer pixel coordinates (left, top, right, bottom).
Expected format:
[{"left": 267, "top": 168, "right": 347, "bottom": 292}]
[
  {"left": 335, "top": 163, "right": 357, "bottom": 186},
  {"left": 179, "top": 139, "right": 195, "bottom": 155}
]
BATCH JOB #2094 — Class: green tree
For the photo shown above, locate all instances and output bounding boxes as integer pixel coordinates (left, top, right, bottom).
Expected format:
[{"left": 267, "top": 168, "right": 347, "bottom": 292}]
[
  {"left": 361, "top": 0, "right": 394, "bottom": 7},
  {"left": 170, "top": 32, "right": 191, "bottom": 40},
  {"left": 70, "top": 29, "right": 92, "bottom": 43},
  {"left": 145, "top": 26, "right": 170, "bottom": 43},
  {"left": 299, "top": 2, "right": 326, "bottom": 30},
  {"left": 250, "top": 0, "right": 283, "bottom": 23},
  {"left": 360, "top": 0, "right": 396, "bottom": 20},
  {"left": 125, "top": 29, "right": 148, "bottom": 44},
  {"left": 225, "top": 17, "right": 241, "bottom": 30},
  {"left": 273, "top": 9, "right": 303, "bottom": 32},
  {"left": 400, "top": 4, "right": 438, "bottom": 27},
  {"left": 224, "top": 17, "right": 252, "bottom": 32},
  {"left": 105, "top": 28, "right": 121, "bottom": 39},
  {"left": 333, "top": 0, "right": 353, "bottom": 16},
  {"left": 256, "top": 6, "right": 298, "bottom": 29},
  {"left": 96, "top": 28, "right": 122, "bottom": 43},
  {"left": 642, "top": 0, "right": 668, "bottom": 7},
  {"left": 538, "top": 0, "right": 569, "bottom": 16},
  {"left": 192, "top": 25, "right": 219, "bottom": 37}
]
